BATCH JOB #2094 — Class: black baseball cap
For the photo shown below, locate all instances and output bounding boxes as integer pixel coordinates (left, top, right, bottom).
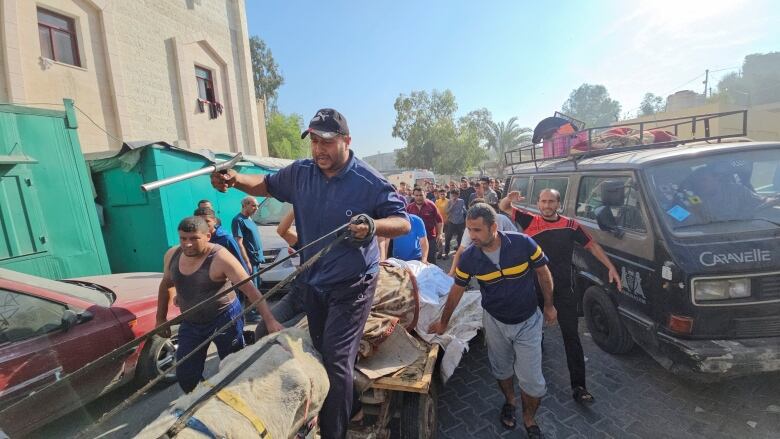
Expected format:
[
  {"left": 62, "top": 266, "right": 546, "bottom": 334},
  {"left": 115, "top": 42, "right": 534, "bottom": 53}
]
[{"left": 301, "top": 108, "right": 350, "bottom": 139}]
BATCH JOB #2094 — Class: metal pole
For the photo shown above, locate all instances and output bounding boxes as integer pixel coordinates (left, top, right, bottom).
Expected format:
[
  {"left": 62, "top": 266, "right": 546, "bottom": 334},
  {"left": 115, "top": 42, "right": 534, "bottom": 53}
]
[{"left": 140, "top": 153, "right": 243, "bottom": 192}]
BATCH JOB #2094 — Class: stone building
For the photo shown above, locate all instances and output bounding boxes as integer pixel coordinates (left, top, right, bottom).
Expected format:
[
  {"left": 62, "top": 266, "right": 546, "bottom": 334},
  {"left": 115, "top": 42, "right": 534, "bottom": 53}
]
[{"left": 0, "top": 0, "right": 267, "bottom": 154}]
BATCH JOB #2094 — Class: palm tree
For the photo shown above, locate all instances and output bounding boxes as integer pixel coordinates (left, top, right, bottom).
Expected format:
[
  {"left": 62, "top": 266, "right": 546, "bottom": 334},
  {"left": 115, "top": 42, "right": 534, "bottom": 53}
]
[{"left": 485, "top": 117, "right": 531, "bottom": 178}]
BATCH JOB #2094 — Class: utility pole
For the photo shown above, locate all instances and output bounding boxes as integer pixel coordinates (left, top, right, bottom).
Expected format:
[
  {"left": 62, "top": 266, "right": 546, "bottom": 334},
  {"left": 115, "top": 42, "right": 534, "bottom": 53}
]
[{"left": 702, "top": 69, "right": 709, "bottom": 98}]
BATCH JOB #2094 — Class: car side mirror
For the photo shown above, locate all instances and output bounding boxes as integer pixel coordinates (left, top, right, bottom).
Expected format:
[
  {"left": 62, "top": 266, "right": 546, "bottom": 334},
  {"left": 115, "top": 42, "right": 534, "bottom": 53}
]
[
  {"left": 78, "top": 310, "right": 94, "bottom": 324},
  {"left": 61, "top": 309, "right": 78, "bottom": 331},
  {"left": 595, "top": 206, "right": 624, "bottom": 238}
]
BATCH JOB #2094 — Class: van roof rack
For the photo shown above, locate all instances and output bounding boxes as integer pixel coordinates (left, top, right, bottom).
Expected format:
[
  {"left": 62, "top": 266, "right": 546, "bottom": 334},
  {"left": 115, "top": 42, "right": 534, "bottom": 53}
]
[{"left": 505, "top": 110, "right": 748, "bottom": 170}]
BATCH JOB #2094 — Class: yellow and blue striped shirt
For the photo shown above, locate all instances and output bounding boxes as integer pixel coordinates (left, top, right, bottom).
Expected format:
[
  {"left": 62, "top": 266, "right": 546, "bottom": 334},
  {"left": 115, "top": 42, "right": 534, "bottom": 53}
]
[{"left": 454, "top": 231, "right": 548, "bottom": 324}]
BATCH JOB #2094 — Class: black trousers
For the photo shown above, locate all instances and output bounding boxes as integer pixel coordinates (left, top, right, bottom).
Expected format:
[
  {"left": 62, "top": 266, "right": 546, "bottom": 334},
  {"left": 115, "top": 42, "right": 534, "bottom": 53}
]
[
  {"left": 444, "top": 222, "right": 465, "bottom": 255},
  {"left": 539, "top": 288, "right": 587, "bottom": 390},
  {"left": 426, "top": 237, "right": 437, "bottom": 264},
  {"left": 556, "top": 295, "right": 587, "bottom": 390},
  {"left": 303, "top": 274, "right": 377, "bottom": 439}
]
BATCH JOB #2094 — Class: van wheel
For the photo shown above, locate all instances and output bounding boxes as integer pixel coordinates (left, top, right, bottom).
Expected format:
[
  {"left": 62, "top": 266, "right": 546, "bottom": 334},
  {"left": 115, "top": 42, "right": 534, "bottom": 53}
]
[{"left": 583, "top": 287, "right": 634, "bottom": 354}]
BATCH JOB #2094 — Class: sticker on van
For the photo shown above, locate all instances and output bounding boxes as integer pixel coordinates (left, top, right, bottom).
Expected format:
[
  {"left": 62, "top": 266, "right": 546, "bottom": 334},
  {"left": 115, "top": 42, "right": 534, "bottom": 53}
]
[
  {"left": 667, "top": 205, "right": 690, "bottom": 222},
  {"left": 620, "top": 267, "right": 647, "bottom": 304}
]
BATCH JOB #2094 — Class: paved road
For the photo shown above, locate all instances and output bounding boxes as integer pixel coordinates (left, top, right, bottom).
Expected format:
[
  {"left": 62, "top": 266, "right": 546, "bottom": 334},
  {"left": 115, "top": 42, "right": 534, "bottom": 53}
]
[{"left": 433, "top": 257, "right": 780, "bottom": 439}]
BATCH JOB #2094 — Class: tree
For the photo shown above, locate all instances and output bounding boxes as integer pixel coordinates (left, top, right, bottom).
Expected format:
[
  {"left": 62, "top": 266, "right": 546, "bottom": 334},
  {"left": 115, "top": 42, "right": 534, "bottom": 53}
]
[
  {"left": 265, "top": 112, "right": 308, "bottom": 159},
  {"left": 561, "top": 84, "right": 622, "bottom": 127},
  {"left": 249, "top": 36, "right": 284, "bottom": 113},
  {"left": 639, "top": 93, "right": 665, "bottom": 116},
  {"left": 458, "top": 108, "right": 493, "bottom": 146},
  {"left": 433, "top": 123, "right": 486, "bottom": 176},
  {"left": 485, "top": 117, "right": 531, "bottom": 178},
  {"left": 392, "top": 89, "right": 485, "bottom": 174},
  {"left": 392, "top": 90, "right": 458, "bottom": 171}
]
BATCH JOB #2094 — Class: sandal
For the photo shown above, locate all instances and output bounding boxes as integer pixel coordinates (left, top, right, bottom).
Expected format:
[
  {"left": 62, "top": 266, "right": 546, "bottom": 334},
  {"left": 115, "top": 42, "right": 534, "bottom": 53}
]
[
  {"left": 525, "top": 424, "right": 542, "bottom": 439},
  {"left": 572, "top": 386, "right": 595, "bottom": 404},
  {"left": 499, "top": 403, "right": 516, "bottom": 429}
]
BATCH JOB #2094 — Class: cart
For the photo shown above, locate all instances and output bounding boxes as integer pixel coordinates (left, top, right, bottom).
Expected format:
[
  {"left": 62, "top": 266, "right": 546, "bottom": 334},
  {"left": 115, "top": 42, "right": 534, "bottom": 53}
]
[{"left": 349, "top": 341, "right": 440, "bottom": 439}]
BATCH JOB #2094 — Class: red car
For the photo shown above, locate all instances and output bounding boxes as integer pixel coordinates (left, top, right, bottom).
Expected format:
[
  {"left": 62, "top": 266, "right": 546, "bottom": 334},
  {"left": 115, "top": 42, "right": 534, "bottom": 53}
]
[{"left": 0, "top": 268, "right": 179, "bottom": 437}]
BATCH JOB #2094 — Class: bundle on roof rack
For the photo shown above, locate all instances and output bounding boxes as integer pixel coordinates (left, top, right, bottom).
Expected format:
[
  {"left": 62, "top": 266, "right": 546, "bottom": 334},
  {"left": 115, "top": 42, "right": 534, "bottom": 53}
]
[{"left": 505, "top": 109, "right": 748, "bottom": 168}]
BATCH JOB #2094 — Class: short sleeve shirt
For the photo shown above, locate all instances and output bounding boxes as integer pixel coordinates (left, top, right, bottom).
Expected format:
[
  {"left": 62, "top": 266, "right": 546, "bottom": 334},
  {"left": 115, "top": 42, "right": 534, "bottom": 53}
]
[
  {"left": 231, "top": 213, "right": 265, "bottom": 266},
  {"left": 454, "top": 231, "right": 549, "bottom": 324},
  {"left": 513, "top": 209, "right": 592, "bottom": 290},
  {"left": 210, "top": 225, "right": 249, "bottom": 273},
  {"left": 407, "top": 199, "right": 443, "bottom": 238},
  {"left": 435, "top": 198, "right": 449, "bottom": 223},
  {"left": 265, "top": 151, "right": 408, "bottom": 288},
  {"left": 392, "top": 214, "right": 426, "bottom": 261}
]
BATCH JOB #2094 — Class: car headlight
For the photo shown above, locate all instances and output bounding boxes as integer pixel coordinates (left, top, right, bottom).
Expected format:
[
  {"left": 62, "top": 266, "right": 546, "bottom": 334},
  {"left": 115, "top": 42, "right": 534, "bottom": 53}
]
[{"left": 694, "top": 278, "right": 751, "bottom": 301}]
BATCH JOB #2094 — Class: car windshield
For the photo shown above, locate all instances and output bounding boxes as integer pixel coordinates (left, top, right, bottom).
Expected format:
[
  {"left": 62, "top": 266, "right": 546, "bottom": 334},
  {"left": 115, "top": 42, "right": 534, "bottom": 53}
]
[
  {"left": 251, "top": 197, "right": 293, "bottom": 225},
  {"left": 646, "top": 147, "right": 780, "bottom": 236},
  {"left": 0, "top": 268, "right": 112, "bottom": 307}
]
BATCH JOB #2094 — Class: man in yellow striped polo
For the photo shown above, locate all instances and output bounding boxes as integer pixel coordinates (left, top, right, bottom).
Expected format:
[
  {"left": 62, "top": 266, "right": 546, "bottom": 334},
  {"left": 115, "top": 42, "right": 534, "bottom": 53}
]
[{"left": 428, "top": 203, "right": 556, "bottom": 439}]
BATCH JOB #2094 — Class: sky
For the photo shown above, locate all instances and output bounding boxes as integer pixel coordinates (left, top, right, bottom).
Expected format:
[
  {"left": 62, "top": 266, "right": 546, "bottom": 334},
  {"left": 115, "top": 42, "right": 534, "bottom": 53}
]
[{"left": 245, "top": 0, "right": 780, "bottom": 159}]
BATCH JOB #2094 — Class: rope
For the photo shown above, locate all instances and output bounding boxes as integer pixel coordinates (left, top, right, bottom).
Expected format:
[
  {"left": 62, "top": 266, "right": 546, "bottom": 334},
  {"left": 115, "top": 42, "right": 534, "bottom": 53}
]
[{"left": 74, "top": 228, "right": 349, "bottom": 439}]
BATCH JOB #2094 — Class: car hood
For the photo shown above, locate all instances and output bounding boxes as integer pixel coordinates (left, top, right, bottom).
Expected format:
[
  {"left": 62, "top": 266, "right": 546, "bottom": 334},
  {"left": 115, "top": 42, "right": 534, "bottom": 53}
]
[{"left": 71, "top": 272, "right": 163, "bottom": 304}]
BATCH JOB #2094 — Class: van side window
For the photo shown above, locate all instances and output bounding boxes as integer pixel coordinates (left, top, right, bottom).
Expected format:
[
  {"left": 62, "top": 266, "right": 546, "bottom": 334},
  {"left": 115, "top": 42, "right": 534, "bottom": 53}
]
[
  {"left": 508, "top": 177, "right": 530, "bottom": 204},
  {"left": 530, "top": 178, "right": 568, "bottom": 205},
  {"left": 577, "top": 176, "right": 646, "bottom": 232}
]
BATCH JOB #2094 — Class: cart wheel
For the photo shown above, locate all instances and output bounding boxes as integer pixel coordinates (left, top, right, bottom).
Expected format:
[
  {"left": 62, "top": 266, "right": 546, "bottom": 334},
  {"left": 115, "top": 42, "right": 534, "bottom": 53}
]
[{"left": 399, "top": 379, "right": 438, "bottom": 439}]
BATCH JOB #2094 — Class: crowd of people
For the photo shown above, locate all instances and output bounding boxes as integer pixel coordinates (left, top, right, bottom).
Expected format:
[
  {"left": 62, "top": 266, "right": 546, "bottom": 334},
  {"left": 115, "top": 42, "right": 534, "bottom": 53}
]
[{"left": 382, "top": 176, "right": 507, "bottom": 264}]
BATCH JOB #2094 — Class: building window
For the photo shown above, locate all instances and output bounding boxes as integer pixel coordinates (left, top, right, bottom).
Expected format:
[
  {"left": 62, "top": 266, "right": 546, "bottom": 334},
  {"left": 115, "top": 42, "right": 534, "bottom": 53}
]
[
  {"left": 195, "top": 66, "right": 222, "bottom": 119},
  {"left": 37, "top": 8, "right": 80, "bottom": 67}
]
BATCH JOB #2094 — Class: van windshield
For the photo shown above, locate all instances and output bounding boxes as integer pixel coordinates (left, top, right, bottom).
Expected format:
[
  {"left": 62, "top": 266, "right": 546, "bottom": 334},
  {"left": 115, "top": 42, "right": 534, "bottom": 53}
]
[{"left": 646, "top": 148, "right": 780, "bottom": 236}]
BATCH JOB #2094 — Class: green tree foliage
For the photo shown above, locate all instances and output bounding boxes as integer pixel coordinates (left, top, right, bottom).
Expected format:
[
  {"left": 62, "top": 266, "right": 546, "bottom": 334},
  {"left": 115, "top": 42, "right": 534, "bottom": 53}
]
[
  {"left": 485, "top": 117, "right": 531, "bottom": 177},
  {"left": 266, "top": 112, "right": 308, "bottom": 159},
  {"left": 249, "top": 36, "right": 284, "bottom": 113},
  {"left": 392, "top": 89, "right": 484, "bottom": 174},
  {"left": 432, "top": 121, "right": 487, "bottom": 176},
  {"left": 715, "top": 52, "right": 780, "bottom": 106},
  {"left": 458, "top": 108, "right": 493, "bottom": 145},
  {"left": 639, "top": 93, "right": 665, "bottom": 116},
  {"left": 561, "top": 84, "right": 622, "bottom": 127}
]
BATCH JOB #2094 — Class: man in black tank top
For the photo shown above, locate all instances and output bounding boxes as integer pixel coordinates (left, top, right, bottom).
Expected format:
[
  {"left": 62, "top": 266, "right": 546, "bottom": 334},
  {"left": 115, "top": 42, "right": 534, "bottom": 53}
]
[{"left": 156, "top": 216, "right": 283, "bottom": 393}]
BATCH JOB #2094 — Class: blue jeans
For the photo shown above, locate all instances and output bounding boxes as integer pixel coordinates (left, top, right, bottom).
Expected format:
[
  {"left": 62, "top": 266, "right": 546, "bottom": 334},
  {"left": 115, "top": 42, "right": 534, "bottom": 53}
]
[{"left": 175, "top": 299, "right": 245, "bottom": 393}]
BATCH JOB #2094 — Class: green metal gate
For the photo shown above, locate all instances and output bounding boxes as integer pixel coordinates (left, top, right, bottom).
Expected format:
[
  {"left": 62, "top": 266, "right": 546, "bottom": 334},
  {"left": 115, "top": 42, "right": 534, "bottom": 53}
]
[{"left": 0, "top": 99, "right": 110, "bottom": 278}]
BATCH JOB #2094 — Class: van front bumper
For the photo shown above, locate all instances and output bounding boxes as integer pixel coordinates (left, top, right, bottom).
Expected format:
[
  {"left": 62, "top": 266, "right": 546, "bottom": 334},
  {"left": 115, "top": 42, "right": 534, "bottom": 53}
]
[{"left": 656, "top": 332, "right": 780, "bottom": 378}]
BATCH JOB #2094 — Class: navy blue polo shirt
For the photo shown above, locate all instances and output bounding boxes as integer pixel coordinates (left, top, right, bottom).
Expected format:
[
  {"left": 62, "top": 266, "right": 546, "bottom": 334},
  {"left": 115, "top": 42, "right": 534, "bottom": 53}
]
[
  {"left": 454, "top": 231, "right": 548, "bottom": 324},
  {"left": 265, "top": 151, "right": 408, "bottom": 289}
]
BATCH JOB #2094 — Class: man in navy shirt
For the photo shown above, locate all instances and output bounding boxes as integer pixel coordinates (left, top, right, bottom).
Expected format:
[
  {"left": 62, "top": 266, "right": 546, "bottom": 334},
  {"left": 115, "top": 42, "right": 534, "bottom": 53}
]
[
  {"left": 212, "top": 108, "right": 409, "bottom": 439},
  {"left": 429, "top": 203, "right": 555, "bottom": 439}
]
